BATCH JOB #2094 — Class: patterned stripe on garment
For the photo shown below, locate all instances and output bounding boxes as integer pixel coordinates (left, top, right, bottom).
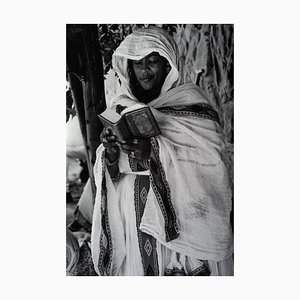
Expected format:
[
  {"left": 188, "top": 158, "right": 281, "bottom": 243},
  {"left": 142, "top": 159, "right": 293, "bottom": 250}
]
[
  {"left": 158, "top": 103, "right": 220, "bottom": 125},
  {"left": 98, "top": 152, "right": 113, "bottom": 275},
  {"left": 149, "top": 138, "right": 180, "bottom": 242},
  {"left": 134, "top": 175, "right": 159, "bottom": 276}
]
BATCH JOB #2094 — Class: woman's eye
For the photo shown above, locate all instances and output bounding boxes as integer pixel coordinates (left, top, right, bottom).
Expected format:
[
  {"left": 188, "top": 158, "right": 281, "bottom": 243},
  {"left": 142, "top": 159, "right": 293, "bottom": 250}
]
[
  {"left": 148, "top": 58, "right": 159, "bottom": 64},
  {"left": 133, "top": 61, "right": 141, "bottom": 65}
]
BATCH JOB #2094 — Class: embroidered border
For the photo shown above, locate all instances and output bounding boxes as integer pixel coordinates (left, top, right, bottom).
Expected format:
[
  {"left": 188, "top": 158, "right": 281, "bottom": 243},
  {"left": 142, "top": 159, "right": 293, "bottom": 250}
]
[
  {"left": 164, "top": 267, "right": 186, "bottom": 276},
  {"left": 149, "top": 138, "right": 180, "bottom": 242},
  {"left": 73, "top": 241, "right": 98, "bottom": 276},
  {"left": 110, "top": 172, "right": 121, "bottom": 182},
  {"left": 98, "top": 151, "right": 113, "bottom": 276},
  {"left": 158, "top": 103, "right": 220, "bottom": 124},
  {"left": 187, "top": 262, "right": 211, "bottom": 276},
  {"left": 134, "top": 175, "right": 159, "bottom": 276},
  {"left": 142, "top": 158, "right": 150, "bottom": 169},
  {"left": 164, "top": 262, "right": 210, "bottom": 276},
  {"left": 129, "top": 156, "right": 150, "bottom": 172},
  {"left": 128, "top": 155, "right": 136, "bottom": 171},
  {"left": 72, "top": 206, "right": 92, "bottom": 232}
]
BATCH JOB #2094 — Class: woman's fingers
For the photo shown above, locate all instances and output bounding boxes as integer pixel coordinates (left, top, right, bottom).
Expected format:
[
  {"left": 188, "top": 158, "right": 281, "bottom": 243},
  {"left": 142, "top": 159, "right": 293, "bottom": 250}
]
[
  {"left": 119, "top": 141, "right": 136, "bottom": 155},
  {"left": 120, "top": 143, "right": 135, "bottom": 151},
  {"left": 120, "top": 138, "right": 141, "bottom": 148},
  {"left": 101, "top": 128, "right": 119, "bottom": 145},
  {"left": 120, "top": 138, "right": 151, "bottom": 160},
  {"left": 121, "top": 148, "right": 138, "bottom": 160},
  {"left": 105, "top": 135, "right": 117, "bottom": 142},
  {"left": 101, "top": 131, "right": 120, "bottom": 155}
]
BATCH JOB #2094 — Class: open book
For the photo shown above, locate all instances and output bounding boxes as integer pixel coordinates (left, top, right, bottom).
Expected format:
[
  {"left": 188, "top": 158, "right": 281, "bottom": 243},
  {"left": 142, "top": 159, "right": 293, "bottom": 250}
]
[{"left": 98, "top": 103, "right": 161, "bottom": 141}]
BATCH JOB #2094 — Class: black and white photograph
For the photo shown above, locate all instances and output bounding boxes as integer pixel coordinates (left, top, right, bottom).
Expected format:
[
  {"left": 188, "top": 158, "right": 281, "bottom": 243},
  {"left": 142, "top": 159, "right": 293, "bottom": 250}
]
[
  {"left": 66, "top": 24, "right": 234, "bottom": 276},
  {"left": 2, "top": 0, "right": 300, "bottom": 298}
]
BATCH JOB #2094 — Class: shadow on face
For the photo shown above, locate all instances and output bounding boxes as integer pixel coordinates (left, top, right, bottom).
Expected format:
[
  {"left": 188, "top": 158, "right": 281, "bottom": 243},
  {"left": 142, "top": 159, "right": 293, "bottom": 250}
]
[{"left": 128, "top": 52, "right": 170, "bottom": 103}]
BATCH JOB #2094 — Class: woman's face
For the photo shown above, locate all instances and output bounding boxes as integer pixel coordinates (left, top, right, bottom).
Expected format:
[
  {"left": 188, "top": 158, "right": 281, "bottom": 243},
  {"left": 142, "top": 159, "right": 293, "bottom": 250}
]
[{"left": 132, "top": 52, "right": 169, "bottom": 94}]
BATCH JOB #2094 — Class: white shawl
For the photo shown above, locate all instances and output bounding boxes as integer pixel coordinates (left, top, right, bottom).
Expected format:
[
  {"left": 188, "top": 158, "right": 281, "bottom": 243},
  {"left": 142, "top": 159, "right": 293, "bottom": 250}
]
[{"left": 91, "top": 84, "right": 233, "bottom": 275}]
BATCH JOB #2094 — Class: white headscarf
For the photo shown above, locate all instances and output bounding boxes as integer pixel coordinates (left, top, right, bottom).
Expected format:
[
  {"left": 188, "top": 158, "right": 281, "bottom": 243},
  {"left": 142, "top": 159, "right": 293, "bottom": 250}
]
[{"left": 112, "top": 26, "right": 181, "bottom": 102}]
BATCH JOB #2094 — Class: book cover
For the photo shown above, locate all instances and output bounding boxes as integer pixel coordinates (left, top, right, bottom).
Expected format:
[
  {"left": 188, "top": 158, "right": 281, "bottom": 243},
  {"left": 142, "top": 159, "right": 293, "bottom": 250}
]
[{"left": 98, "top": 104, "right": 161, "bottom": 141}]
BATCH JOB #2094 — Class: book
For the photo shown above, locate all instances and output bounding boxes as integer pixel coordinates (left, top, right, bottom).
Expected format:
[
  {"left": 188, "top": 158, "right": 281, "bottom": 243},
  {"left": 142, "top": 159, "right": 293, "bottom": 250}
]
[{"left": 98, "top": 103, "right": 161, "bottom": 141}]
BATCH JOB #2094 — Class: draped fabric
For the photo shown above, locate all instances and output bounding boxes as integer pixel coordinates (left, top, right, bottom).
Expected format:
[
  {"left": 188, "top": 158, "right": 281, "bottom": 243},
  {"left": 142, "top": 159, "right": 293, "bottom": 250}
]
[
  {"left": 91, "top": 27, "right": 233, "bottom": 276},
  {"left": 112, "top": 27, "right": 182, "bottom": 102}
]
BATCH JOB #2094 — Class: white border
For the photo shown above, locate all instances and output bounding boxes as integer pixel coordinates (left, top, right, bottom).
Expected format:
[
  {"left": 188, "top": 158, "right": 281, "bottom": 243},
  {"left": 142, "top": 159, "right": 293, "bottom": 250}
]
[{"left": 2, "top": 0, "right": 300, "bottom": 299}]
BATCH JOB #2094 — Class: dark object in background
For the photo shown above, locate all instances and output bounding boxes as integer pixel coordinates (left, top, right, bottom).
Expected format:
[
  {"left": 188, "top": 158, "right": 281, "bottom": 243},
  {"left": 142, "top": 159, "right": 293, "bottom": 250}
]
[
  {"left": 79, "top": 160, "right": 89, "bottom": 184},
  {"left": 67, "top": 24, "right": 106, "bottom": 202},
  {"left": 67, "top": 192, "right": 73, "bottom": 203},
  {"left": 66, "top": 89, "right": 76, "bottom": 122},
  {"left": 68, "top": 219, "right": 82, "bottom": 232}
]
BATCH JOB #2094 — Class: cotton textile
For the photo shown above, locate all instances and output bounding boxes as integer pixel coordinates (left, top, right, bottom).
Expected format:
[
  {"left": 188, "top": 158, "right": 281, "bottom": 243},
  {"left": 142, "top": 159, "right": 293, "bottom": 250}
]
[
  {"left": 91, "top": 27, "right": 233, "bottom": 275},
  {"left": 92, "top": 84, "right": 233, "bottom": 275}
]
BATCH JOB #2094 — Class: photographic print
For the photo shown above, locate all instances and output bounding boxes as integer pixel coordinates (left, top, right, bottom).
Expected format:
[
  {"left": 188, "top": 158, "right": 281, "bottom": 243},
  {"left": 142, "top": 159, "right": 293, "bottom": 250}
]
[{"left": 66, "top": 24, "right": 234, "bottom": 276}]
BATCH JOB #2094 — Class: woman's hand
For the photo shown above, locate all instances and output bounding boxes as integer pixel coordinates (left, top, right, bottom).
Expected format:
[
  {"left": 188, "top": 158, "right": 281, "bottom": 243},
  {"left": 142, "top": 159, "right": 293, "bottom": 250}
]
[
  {"left": 120, "top": 138, "right": 151, "bottom": 161},
  {"left": 100, "top": 128, "right": 120, "bottom": 162}
]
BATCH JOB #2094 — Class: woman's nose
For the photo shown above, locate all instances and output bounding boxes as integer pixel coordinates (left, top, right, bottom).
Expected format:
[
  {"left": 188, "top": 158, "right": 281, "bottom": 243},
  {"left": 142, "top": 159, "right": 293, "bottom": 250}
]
[{"left": 140, "top": 61, "right": 149, "bottom": 72}]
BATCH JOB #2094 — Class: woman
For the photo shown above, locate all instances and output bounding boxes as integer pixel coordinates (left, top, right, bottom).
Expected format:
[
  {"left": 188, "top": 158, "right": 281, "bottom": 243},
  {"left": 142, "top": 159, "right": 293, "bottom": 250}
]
[{"left": 91, "top": 26, "right": 233, "bottom": 276}]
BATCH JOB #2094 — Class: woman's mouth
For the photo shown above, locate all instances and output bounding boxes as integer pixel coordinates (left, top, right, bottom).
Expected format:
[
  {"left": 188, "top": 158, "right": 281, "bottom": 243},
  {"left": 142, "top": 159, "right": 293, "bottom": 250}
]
[
  {"left": 140, "top": 74, "right": 153, "bottom": 82},
  {"left": 137, "top": 74, "right": 155, "bottom": 90}
]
